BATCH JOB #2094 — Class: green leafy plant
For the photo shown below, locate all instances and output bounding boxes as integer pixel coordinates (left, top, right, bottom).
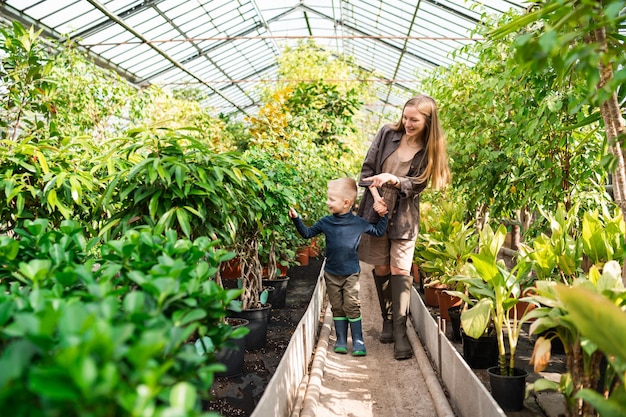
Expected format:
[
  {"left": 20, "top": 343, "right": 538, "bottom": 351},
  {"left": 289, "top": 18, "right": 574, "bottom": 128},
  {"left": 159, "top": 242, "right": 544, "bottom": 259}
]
[
  {"left": 0, "top": 23, "right": 104, "bottom": 233},
  {"left": 425, "top": 9, "right": 611, "bottom": 233},
  {"left": 97, "top": 127, "right": 263, "bottom": 243},
  {"left": 555, "top": 283, "right": 626, "bottom": 416},
  {"left": 0, "top": 220, "right": 241, "bottom": 416},
  {"left": 243, "top": 148, "right": 300, "bottom": 273},
  {"left": 521, "top": 208, "right": 626, "bottom": 416},
  {"left": 414, "top": 196, "right": 478, "bottom": 290},
  {"left": 450, "top": 224, "right": 534, "bottom": 376}
]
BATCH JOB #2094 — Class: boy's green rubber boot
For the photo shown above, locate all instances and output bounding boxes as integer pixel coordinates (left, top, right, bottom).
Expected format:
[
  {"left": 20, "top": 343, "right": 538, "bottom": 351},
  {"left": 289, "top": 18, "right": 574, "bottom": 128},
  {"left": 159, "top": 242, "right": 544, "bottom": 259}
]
[
  {"left": 333, "top": 317, "right": 348, "bottom": 354},
  {"left": 349, "top": 317, "right": 367, "bottom": 356}
]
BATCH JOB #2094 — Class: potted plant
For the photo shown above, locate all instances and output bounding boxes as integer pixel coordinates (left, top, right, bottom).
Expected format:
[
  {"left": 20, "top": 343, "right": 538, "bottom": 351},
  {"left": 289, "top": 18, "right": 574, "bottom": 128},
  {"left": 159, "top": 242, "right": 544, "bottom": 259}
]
[
  {"left": 0, "top": 221, "right": 244, "bottom": 415},
  {"left": 450, "top": 223, "right": 534, "bottom": 411},
  {"left": 260, "top": 241, "right": 292, "bottom": 309},
  {"left": 551, "top": 280, "right": 626, "bottom": 417},
  {"left": 413, "top": 197, "right": 478, "bottom": 319},
  {"left": 520, "top": 207, "right": 626, "bottom": 416}
]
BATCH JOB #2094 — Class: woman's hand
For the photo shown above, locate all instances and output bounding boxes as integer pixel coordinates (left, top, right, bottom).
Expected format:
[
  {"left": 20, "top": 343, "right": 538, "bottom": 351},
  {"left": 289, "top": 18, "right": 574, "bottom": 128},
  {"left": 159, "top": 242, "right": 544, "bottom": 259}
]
[
  {"left": 362, "top": 173, "right": 399, "bottom": 188},
  {"left": 288, "top": 208, "right": 298, "bottom": 218}
]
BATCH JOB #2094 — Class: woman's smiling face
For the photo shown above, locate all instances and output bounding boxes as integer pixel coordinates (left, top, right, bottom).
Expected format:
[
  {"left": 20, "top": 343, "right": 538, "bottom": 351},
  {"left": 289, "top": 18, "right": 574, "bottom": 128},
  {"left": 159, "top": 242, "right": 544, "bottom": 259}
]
[{"left": 402, "top": 105, "right": 427, "bottom": 139}]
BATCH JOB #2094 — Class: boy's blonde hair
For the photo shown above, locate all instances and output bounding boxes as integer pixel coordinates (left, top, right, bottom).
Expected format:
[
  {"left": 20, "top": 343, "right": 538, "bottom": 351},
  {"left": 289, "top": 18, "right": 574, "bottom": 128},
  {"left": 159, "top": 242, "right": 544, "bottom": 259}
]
[{"left": 328, "top": 177, "right": 358, "bottom": 205}]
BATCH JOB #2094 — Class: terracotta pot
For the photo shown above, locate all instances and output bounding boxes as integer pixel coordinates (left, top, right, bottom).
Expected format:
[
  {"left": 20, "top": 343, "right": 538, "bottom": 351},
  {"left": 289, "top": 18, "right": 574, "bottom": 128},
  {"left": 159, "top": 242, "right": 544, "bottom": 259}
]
[
  {"left": 508, "top": 300, "right": 536, "bottom": 321},
  {"left": 308, "top": 238, "right": 320, "bottom": 258},
  {"left": 423, "top": 283, "right": 446, "bottom": 307},
  {"left": 411, "top": 263, "right": 422, "bottom": 287},
  {"left": 262, "top": 264, "right": 289, "bottom": 278},
  {"left": 220, "top": 258, "right": 242, "bottom": 280},
  {"left": 296, "top": 246, "right": 309, "bottom": 266},
  {"left": 436, "top": 289, "right": 462, "bottom": 321}
]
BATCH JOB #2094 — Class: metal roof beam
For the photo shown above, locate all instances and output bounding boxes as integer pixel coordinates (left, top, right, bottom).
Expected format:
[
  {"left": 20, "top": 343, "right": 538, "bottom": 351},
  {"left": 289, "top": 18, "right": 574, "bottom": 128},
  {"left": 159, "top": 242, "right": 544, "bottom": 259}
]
[
  {"left": 0, "top": 2, "right": 143, "bottom": 86},
  {"left": 298, "top": 4, "right": 439, "bottom": 68},
  {"left": 83, "top": 0, "right": 246, "bottom": 114},
  {"left": 383, "top": 0, "right": 423, "bottom": 112},
  {"left": 72, "top": 0, "right": 167, "bottom": 41}
]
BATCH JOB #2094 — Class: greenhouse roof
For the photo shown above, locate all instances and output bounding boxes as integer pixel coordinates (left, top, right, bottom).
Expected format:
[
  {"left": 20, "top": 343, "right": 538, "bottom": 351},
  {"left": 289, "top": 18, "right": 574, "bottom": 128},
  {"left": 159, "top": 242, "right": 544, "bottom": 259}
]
[{"left": 0, "top": 0, "right": 528, "bottom": 119}]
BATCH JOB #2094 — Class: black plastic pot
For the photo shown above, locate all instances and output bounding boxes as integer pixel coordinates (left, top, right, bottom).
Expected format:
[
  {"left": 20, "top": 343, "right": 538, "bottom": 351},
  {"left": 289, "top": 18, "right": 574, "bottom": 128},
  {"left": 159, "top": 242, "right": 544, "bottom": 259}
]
[
  {"left": 461, "top": 330, "right": 498, "bottom": 369},
  {"left": 215, "top": 318, "right": 249, "bottom": 378},
  {"left": 488, "top": 366, "right": 528, "bottom": 411},
  {"left": 262, "top": 276, "right": 290, "bottom": 309},
  {"left": 228, "top": 304, "right": 272, "bottom": 350},
  {"left": 447, "top": 305, "right": 462, "bottom": 342}
]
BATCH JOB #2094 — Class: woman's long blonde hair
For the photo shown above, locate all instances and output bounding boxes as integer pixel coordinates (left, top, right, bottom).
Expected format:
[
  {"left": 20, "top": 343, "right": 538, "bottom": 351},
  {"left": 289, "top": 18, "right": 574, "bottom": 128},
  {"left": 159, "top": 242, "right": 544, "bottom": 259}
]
[{"left": 391, "top": 94, "right": 450, "bottom": 190}]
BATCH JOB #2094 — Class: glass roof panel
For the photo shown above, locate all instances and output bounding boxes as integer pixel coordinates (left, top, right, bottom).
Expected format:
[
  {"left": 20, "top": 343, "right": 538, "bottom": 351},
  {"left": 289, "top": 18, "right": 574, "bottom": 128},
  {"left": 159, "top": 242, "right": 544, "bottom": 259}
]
[{"left": 0, "top": 0, "right": 529, "bottom": 118}]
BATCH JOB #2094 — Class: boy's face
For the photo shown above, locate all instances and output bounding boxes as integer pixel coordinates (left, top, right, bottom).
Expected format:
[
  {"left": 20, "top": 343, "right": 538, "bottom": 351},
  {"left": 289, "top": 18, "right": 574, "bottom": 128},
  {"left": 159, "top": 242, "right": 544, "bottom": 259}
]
[{"left": 326, "top": 184, "right": 350, "bottom": 215}]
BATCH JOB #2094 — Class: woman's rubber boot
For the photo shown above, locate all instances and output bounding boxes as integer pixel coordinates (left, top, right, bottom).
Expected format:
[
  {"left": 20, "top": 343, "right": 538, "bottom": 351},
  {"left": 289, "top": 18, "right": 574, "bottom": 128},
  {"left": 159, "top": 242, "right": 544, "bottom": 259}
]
[
  {"left": 391, "top": 274, "right": 413, "bottom": 360},
  {"left": 349, "top": 317, "right": 367, "bottom": 356},
  {"left": 373, "top": 270, "right": 393, "bottom": 343},
  {"left": 333, "top": 317, "right": 348, "bottom": 354}
]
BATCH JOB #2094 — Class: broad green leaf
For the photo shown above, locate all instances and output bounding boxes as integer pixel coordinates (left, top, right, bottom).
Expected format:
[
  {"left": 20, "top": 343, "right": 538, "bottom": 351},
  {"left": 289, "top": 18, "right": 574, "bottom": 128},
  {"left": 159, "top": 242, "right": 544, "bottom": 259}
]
[
  {"left": 169, "top": 381, "right": 197, "bottom": 411},
  {"left": 177, "top": 308, "right": 206, "bottom": 326},
  {"left": 194, "top": 336, "right": 215, "bottom": 355},
  {"left": 28, "top": 367, "right": 78, "bottom": 401},
  {"left": 175, "top": 208, "right": 191, "bottom": 238},
  {"left": 470, "top": 253, "right": 499, "bottom": 283},
  {"left": 0, "top": 340, "right": 37, "bottom": 386},
  {"left": 148, "top": 189, "right": 163, "bottom": 218},
  {"left": 576, "top": 388, "right": 626, "bottom": 417},
  {"left": 260, "top": 289, "right": 269, "bottom": 305},
  {"left": 18, "top": 259, "right": 51, "bottom": 285},
  {"left": 556, "top": 285, "right": 626, "bottom": 362},
  {"left": 123, "top": 291, "right": 146, "bottom": 315},
  {"left": 69, "top": 176, "right": 81, "bottom": 204},
  {"left": 460, "top": 298, "right": 492, "bottom": 339},
  {"left": 529, "top": 378, "right": 560, "bottom": 393},
  {"left": 0, "top": 237, "right": 20, "bottom": 261},
  {"left": 33, "top": 149, "right": 49, "bottom": 174}
]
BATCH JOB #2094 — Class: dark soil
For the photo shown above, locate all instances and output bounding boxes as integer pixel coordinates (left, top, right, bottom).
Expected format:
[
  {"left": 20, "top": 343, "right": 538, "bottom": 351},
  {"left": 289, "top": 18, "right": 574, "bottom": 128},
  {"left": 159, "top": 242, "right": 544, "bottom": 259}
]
[{"left": 204, "top": 257, "right": 324, "bottom": 417}]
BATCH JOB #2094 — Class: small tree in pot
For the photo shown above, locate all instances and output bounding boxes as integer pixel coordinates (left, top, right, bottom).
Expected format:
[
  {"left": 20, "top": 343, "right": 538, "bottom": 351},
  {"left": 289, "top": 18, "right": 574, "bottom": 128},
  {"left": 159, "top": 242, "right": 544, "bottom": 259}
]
[{"left": 451, "top": 223, "right": 535, "bottom": 376}]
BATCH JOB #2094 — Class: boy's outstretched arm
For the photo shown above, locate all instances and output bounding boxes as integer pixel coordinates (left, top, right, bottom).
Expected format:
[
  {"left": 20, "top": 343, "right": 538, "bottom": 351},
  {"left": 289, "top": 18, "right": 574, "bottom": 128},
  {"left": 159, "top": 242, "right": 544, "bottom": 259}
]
[{"left": 289, "top": 207, "right": 321, "bottom": 239}]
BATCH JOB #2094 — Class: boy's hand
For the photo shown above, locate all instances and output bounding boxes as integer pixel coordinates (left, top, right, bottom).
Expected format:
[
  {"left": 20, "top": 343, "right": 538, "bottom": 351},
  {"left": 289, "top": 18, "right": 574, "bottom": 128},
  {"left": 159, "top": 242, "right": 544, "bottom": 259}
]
[
  {"left": 288, "top": 208, "right": 298, "bottom": 218},
  {"left": 373, "top": 199, "right": 388, "bottom": 216}
]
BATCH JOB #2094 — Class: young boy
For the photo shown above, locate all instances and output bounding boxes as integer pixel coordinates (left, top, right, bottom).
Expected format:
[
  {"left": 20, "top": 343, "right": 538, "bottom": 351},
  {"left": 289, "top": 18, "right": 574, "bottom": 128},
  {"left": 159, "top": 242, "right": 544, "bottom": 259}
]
[{"left": 289, "top": 177, "right": 388, "bottom": 356}]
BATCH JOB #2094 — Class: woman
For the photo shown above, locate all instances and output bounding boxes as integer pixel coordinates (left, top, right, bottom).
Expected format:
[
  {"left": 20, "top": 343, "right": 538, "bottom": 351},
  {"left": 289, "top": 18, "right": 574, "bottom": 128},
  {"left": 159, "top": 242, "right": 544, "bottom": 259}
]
[{"left": 358, "top": 94, "right": 450, "bottom": 360}]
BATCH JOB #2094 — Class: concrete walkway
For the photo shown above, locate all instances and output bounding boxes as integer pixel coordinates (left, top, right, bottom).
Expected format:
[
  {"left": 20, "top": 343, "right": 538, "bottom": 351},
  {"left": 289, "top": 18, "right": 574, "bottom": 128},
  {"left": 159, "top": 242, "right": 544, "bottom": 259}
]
[{"left": 295, "top": 264, "right": 455, "bottom": 417}]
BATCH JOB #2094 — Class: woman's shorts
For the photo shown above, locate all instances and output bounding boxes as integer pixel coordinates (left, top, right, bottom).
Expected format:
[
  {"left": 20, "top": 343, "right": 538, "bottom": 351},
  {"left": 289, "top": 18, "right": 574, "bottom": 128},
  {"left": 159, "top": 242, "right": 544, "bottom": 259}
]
[{"left": 358, "top": 233, "right": 415, "bottom": 272}]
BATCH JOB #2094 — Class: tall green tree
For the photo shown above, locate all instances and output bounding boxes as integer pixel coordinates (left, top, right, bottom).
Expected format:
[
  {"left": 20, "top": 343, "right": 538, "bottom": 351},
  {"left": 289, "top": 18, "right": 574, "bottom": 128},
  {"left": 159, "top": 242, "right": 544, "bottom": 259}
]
[
  {"left": 491, "top": 1, "right": 626, "bottom": 276},
  {"left": 424, "top": 11, "right": 610, "bottom": 241}
]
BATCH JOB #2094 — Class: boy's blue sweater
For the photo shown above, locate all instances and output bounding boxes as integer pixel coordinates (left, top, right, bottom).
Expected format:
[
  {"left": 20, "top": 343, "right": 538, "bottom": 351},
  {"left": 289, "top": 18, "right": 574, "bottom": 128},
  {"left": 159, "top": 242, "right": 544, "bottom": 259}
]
[{"left": 291, "top": 212, "right": 388, "bottom": 275}]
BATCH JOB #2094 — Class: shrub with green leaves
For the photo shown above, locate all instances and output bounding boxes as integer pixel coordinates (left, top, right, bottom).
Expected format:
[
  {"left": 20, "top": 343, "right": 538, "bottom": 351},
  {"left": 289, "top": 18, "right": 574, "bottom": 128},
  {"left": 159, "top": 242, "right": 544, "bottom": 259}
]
[
  {"left": 0, "top": 220, "right": 242, "bottom": 416},
  {"left": 96, "top": 127, "right": 264, "bottom": 244}
]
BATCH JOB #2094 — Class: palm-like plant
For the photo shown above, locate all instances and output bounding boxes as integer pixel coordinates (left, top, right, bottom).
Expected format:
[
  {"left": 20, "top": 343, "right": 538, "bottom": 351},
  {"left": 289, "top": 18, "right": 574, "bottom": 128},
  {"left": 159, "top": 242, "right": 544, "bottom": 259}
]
[
  {"left": 97, "top": 127, "right": 263, "bottom": 244},
  {"left": 451, "top": 224, "right": 534, "bottom": 376}
]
